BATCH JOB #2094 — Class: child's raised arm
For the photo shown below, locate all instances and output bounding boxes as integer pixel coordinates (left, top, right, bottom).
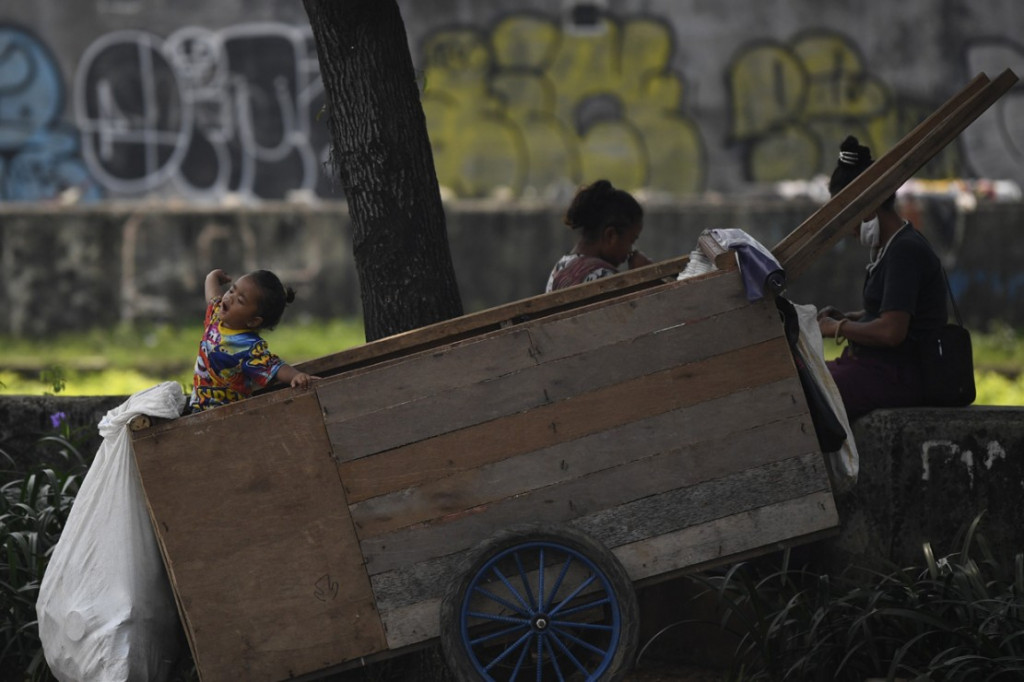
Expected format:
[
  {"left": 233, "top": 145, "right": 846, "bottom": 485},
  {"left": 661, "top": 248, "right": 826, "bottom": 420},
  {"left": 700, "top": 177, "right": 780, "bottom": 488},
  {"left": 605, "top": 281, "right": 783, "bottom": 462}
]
[{"left": 205, "top": 269, "right": 232, "bottom": 302}]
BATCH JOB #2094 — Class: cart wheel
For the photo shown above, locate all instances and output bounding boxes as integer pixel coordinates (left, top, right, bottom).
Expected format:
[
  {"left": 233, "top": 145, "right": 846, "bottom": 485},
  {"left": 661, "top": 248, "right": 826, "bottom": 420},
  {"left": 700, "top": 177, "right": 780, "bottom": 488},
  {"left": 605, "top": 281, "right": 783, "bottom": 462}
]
[{"left": 440, "top": 524, "right": 639, "bottom": 682}]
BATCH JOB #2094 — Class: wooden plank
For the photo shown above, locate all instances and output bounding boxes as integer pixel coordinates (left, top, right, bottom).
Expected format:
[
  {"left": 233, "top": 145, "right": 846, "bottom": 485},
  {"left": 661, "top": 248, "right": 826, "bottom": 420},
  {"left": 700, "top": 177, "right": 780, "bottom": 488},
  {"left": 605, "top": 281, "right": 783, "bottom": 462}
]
[
  {"left": 316, "top": 270, "right": 748, "bottom": 439},
  {"left": 339, "top": 334, "right": 795, "bottom": 504},
  {"left": 771, "top": 72, "right": 990, "bottom": 265},
  {"left": 613, "top": 490, "right": 838, "bottom": 581},
  {"left": 572, "top": 451, "right": 830, "bottom": 549},
  {"left": 349, "top": 377, "right": 811, "bottom": 539},
  {"left": 361, "top": 442, "right": 825, "bottom": 577},
  {"left": 131, "top": 394, "right": 386, "bottom": 682},
  {"left": 296, "top": 254, "right": 693, "bottom": 378},
  {"left": 379, "top": 599, "right": 441, "bottom": 652},
  {"left": 372, "top": 490, "right": 836, "bottom": 650},
  {"left": 327, "top": 285, "right": 778, "bottom": 461},
  {"left": 781, "top": 69, "right": 1019, "bottom": 279}
]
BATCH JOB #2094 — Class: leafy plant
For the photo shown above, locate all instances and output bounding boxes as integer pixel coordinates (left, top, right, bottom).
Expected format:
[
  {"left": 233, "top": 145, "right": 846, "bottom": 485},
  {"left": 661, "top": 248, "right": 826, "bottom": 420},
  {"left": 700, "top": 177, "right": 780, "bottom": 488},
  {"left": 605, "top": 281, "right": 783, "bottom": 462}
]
[
  {"left": 664, "top": 516, "right": 1024, "bottom": 681},
  {"left": 38, "top": 367, "right": 66, "bottom": 395},
  {"left": 0, "top": 414, "right": 90, "bottom": 682}
]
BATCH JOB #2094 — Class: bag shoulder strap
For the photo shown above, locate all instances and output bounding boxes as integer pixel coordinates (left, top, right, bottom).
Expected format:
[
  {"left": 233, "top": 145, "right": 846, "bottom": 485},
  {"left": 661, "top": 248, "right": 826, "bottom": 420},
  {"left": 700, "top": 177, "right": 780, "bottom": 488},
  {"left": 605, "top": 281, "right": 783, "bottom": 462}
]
[
  {"left": 939, "top": 267, "right": 964, "bottom": 327},
  {"left": 914, "top": 225, "right": 963, "bottom": 327}
]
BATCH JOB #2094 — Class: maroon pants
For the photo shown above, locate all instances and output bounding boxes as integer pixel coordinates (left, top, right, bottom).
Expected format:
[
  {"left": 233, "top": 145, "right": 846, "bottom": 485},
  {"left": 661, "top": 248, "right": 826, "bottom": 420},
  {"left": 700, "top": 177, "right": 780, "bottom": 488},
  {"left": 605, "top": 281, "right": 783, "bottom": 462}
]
[{"left": 827, "top": 346, "right": 926, "bottom": 420}]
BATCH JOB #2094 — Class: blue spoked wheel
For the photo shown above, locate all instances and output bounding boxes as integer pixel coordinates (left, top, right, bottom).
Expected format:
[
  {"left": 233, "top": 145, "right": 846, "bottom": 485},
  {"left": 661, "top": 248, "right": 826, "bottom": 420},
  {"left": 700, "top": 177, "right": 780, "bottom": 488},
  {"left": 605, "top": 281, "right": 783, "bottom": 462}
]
[{"left": 440, "top": 525, "right": 639, "bottom": 682}]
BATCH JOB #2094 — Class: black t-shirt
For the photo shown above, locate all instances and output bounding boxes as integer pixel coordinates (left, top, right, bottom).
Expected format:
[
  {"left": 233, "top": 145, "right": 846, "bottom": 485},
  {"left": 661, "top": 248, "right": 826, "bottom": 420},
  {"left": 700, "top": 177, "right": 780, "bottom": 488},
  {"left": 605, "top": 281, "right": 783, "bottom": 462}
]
[{"left": 856, "top": 224, "right": 947, "bottom": 354}]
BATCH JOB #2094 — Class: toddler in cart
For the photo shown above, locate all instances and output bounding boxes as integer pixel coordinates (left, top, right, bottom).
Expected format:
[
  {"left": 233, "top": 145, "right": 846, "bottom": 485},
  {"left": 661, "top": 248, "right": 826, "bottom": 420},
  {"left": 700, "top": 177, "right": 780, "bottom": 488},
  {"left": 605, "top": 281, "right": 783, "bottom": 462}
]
[{"left": 188, "top": 268, "right": 317, "bottom": 413}]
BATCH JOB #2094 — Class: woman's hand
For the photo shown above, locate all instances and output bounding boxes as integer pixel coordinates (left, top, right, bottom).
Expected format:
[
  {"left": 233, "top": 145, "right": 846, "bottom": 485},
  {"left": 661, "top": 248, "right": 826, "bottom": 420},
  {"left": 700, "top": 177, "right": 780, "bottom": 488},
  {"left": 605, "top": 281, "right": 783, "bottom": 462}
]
[
  {"left": 819, "top": 310, "right": 911, "bottom": 347},
  {"left": 627, "top": 250, "right": 653, "bottom": 269},
  {"left": 816, "top": 305, "right": 845, "bottom": 321},
  {"left": 819, "top": 316, "right": 841, "bottom": 338}
]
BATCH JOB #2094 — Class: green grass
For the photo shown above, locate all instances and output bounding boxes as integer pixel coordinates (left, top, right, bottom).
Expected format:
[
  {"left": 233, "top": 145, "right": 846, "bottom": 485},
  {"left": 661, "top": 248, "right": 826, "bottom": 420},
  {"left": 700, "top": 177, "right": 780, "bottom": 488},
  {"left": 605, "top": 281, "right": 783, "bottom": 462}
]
[
  {"left": 0, "top": 319, "right": 1021, "bottom": 404},
  {"left": 0, "top": 318, "right": 366, "bottom": 396}
]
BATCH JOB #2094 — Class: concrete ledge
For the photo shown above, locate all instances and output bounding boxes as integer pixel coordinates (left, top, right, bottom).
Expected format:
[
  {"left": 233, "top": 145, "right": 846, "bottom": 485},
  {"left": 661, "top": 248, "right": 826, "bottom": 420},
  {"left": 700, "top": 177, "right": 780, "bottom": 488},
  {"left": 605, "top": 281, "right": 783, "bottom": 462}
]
[
  {"left": 828, "top": 406, "right": 1024, "bottom": 569},
  {"left": 0, "top": 395, "right": 127, "bottom": 468}
]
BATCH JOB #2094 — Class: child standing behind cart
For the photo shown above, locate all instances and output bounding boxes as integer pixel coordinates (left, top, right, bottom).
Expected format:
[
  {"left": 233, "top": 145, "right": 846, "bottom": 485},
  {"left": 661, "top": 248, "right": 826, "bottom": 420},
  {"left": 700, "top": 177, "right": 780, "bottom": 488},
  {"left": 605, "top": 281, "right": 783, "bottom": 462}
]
[
  {"left": 545, "top": 179, "right": 654, "bottom": 292},
  {"left": 188, "top": 268, "right": 317, "bottom": 413}
]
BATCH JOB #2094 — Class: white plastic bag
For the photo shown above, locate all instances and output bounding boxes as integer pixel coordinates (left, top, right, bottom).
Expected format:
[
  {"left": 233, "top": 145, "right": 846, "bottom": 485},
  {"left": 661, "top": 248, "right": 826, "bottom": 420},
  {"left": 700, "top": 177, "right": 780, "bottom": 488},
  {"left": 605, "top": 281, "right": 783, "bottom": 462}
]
[
  {"left": 792, "top": 303, "right": 859, "bottom": 488},
  {"left": 37, "top": 382, "right": 186, "bottom": 682}
]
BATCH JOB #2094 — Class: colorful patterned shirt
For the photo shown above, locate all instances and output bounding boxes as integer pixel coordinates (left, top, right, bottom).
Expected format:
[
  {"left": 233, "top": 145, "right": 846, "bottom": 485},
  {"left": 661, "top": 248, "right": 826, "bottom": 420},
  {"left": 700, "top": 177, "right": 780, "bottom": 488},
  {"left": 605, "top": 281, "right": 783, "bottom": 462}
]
[{"left": 188, "top": 297, "right": 284, "bottom": 413}]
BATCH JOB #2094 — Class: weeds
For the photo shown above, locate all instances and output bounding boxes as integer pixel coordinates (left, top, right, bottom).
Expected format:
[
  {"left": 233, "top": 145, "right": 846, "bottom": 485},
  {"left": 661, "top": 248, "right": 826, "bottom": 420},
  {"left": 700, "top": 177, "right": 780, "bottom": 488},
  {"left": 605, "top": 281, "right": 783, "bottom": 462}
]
[
  {"left": 0, "top": 413, "right": 89, "bottom": 682},
  {"left": 655, "top": 515, "right": 1024, "bottom": 681}
]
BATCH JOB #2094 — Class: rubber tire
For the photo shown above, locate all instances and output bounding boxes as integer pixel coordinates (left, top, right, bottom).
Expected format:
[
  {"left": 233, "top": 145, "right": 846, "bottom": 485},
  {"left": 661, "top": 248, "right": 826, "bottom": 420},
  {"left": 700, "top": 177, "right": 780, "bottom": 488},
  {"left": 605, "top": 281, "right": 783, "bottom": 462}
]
[{"left": 440, "top": 524, "right": 639, "bottom": 682}]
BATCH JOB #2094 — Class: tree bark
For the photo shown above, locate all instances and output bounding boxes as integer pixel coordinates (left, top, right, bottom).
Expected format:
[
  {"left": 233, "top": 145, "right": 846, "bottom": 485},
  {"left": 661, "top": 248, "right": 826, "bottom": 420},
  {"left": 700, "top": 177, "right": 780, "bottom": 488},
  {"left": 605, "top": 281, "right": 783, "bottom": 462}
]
[{"left": 302, "top": 0, "right": 463, "bottom": 341}]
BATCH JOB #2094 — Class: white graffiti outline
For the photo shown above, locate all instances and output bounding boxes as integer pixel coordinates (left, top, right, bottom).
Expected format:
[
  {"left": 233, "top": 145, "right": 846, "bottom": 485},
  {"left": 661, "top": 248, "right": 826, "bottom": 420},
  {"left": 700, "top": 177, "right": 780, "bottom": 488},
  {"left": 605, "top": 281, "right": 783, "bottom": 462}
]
[{"left": 73, "top": 29, "right": 192, "bottom": 194}]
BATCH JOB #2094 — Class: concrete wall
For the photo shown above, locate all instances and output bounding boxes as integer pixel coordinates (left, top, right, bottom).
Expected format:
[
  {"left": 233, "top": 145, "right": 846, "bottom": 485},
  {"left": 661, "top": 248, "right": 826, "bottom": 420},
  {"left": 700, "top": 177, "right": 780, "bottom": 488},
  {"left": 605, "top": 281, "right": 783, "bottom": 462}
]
[
  {"left": 2, "top": 0, "right": 1022, "bottom": 203},
  {"left": 2, "top": 197, "right": 1022, "bottom": 337}
]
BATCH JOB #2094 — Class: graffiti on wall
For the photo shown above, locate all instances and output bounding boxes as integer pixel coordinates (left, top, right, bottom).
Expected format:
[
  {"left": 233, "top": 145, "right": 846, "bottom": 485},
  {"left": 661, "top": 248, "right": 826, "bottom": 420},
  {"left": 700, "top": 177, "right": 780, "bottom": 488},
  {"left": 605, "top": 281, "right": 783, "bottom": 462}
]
[
  {"left": 727, "top": 29, "right": 962, "bottom": 182},
  {"left": 0, "top": 25, "right": 101, "bottom": 202},
  {"left": 2, "top": 12, "right": 1022, "bottom": 203},
  {"left": 961, "top": 38, "right": 1024, "bottom": 181},
  {"left": 73, "top": 23, "right": 331, "bottom": 201},
  {"left": 420, "top": 12, "right": 704, "bottom": 199}
]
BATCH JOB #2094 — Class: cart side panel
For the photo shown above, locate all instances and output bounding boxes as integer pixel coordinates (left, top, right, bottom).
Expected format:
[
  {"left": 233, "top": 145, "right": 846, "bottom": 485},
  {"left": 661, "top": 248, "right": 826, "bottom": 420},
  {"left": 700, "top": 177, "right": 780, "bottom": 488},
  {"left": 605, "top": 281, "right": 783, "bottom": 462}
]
[
  {"left": 320, "top": 272, "right": 837, "bottom": 651},
  {"left": 132, "top": 393, "right": 385, "bottom": 682}
]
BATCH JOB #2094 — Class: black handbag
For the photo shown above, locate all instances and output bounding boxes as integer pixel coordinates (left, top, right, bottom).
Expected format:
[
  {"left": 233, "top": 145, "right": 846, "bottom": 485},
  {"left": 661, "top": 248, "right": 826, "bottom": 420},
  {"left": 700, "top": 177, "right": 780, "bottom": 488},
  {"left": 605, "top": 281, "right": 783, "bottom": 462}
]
[{"left": 920, "top": 270, "right": 976, "bottom": 407}]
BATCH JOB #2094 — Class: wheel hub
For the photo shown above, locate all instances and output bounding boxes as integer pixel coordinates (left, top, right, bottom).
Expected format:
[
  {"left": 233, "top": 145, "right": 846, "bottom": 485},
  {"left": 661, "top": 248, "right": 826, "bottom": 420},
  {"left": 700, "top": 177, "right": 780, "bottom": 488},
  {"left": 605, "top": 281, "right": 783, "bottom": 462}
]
[{"left": 532, "top": 614, "right": 549, "bottom": 631}]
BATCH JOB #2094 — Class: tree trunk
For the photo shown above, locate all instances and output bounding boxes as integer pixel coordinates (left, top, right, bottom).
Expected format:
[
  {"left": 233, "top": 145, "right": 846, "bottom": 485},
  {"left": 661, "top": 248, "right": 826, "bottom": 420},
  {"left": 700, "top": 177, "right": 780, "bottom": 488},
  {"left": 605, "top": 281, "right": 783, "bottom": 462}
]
[{"left": 302, "top": 0, "right": 463, "bottom": 341}]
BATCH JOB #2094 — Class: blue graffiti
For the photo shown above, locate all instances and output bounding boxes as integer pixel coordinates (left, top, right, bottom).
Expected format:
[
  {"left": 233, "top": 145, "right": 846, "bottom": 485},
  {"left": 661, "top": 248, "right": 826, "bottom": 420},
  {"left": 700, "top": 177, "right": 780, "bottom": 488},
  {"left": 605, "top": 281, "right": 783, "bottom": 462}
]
[{"left": 0, "top": 24, "right": 101, "bottom": 201}]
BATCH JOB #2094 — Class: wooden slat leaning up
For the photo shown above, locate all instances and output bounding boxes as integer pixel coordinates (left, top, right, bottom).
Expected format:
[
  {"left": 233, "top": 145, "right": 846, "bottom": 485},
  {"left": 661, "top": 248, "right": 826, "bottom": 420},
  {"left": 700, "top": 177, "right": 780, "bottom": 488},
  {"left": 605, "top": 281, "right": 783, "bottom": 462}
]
[
  {"left": 771, "top": 72, "right": 989, "bottom": 266},
  {"left": 773, "top": 69, "right": 1019, "bottom": 281}
]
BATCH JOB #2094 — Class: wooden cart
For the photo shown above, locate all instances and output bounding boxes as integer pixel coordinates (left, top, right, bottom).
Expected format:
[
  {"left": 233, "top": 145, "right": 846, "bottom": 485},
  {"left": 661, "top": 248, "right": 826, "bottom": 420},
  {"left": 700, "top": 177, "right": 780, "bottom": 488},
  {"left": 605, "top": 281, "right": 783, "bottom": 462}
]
[{"left": 130, "top": 70, "right": 1016, "bottom": 682}]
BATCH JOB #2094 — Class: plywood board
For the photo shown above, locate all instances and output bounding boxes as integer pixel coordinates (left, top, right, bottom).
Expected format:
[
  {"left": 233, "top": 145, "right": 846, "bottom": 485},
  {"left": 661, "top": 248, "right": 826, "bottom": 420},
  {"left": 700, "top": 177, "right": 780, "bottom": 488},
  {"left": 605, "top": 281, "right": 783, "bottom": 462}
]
[{"left": 131, "top": 393, "right": 386, "bottom": 682}]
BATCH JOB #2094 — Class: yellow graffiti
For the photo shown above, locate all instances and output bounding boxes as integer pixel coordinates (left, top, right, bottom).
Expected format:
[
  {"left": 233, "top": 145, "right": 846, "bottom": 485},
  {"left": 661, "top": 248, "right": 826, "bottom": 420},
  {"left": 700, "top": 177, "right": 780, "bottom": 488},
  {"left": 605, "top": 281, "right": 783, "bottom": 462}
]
[
  {"left": 729, "top": 31, "right": 960, "bottom": 182},
  {"left": 421, "top": 14, "right": 704, "bottom": 199}
]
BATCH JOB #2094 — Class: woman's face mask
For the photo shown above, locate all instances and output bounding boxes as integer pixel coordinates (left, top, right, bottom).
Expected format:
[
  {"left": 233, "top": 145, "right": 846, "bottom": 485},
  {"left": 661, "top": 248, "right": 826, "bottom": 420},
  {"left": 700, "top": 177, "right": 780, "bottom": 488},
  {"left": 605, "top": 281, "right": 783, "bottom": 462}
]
[{"left": 859, "top": 215, "right": 880, "bottom": 249}]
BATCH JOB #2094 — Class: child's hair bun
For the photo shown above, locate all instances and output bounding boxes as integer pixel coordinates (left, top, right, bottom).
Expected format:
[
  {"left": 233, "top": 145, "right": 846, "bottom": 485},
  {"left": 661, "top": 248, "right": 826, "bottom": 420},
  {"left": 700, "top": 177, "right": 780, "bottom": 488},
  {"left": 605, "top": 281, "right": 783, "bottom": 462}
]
[{"left": 285, "top": 286, "right": 296, "bottom": 305}]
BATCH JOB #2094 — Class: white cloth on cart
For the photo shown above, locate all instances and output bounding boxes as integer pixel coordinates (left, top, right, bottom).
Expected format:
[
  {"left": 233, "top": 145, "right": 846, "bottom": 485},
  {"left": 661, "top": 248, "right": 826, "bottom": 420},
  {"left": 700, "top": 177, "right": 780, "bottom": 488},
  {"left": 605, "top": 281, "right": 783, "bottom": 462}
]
[
  {"left": 708, "top": 228, "right": 785, "bottom": 301},
  {"left": 37, "top": 381, "right": 185, "bottom": 682},
  {"left": 792, "top": 302, "right": 859, "bottom": 487}
]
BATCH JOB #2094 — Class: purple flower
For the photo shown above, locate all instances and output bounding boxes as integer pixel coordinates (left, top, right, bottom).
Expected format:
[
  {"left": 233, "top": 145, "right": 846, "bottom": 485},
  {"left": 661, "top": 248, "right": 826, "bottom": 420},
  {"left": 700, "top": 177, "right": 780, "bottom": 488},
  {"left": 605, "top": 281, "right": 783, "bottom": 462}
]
[{"left": 49, "top": 411, "right": 68, "bottom": 429}]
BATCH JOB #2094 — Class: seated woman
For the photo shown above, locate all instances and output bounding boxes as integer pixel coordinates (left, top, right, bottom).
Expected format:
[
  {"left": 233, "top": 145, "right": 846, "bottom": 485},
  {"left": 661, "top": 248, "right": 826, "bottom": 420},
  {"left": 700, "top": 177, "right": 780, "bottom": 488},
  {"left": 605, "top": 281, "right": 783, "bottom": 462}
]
[
  {"left": 545, "top": 179, "right": 653, "bottom": 292},
  {"left": 816, "top": 136, "right": 948, "bottom": 420}
]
